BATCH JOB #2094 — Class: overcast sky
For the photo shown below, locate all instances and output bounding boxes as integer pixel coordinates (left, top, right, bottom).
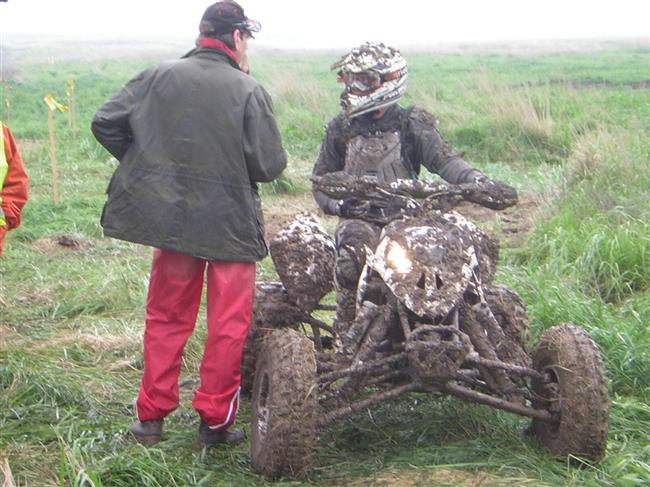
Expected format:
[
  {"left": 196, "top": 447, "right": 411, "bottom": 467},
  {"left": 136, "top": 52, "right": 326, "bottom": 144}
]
[{"left": 2, "top": 0, "right": 649, "bottom": 49}]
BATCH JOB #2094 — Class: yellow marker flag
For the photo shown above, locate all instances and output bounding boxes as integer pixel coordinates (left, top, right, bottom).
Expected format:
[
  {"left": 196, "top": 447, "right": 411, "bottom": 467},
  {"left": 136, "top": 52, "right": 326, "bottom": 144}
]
[{"left": 43, "top": 93, "right": 69, "bottom": 113}]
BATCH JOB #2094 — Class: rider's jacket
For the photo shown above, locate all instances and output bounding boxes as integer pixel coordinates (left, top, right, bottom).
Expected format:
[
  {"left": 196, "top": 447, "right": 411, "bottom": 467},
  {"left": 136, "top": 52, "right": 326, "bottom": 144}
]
[{"left": 312, "top": 104, "right": 481, "bottom": 215}]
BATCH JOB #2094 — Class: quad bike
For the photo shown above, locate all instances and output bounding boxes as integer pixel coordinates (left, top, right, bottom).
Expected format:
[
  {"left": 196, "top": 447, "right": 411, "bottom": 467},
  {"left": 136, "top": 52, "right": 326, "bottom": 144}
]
[{"left": 244, "top": 173, "right": 609, "bottom": 479}]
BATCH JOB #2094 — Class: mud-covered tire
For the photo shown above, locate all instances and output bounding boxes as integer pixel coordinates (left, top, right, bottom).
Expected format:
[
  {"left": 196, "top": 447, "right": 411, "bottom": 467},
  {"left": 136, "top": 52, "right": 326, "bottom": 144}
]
[
  {"left": 532, "top": 323, "right": 609, "bottom": 461},
  {"left": 241, "top": 322, "right": 277, "bottom": 395},
  {"left": 250, "top": 328, "right": 317, "bottom": 479},
  {"left": 240, "top": 325, "right": 261, "bottom": 395},
  {"left": 484, "top": 285, "right": 530, "bottom": 366}
]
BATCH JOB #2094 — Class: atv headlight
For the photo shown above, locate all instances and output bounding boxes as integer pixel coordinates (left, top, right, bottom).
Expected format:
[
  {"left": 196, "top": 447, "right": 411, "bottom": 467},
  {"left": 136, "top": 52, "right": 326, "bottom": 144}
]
[{"left": 386, "top": 241, "right": 412, "bottom": 274}]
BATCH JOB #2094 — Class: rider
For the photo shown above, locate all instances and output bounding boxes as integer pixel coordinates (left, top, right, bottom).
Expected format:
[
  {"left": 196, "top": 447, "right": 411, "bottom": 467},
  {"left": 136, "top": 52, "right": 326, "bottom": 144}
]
[{"left": 312, "top": 42, "right": 502, "bottom": 332}]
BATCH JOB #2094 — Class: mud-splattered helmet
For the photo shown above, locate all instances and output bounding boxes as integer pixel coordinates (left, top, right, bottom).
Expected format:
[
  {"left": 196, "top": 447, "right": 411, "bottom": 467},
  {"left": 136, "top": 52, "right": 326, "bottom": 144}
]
[{"left": 332, "top": 42, "right": 408, "bottom": 118}]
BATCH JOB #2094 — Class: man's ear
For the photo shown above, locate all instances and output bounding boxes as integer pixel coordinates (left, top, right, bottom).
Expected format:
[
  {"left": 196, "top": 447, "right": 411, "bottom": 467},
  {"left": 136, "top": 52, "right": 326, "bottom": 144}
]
[{"left": 232, "top": 30, "right": 243, "bottom": 47}]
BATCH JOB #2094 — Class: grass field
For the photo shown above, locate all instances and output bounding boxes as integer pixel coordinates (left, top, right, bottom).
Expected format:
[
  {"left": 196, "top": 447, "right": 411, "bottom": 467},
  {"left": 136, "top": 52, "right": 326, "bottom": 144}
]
[{"left": 1, "top": 38, "right": 649, "bottom": 486}]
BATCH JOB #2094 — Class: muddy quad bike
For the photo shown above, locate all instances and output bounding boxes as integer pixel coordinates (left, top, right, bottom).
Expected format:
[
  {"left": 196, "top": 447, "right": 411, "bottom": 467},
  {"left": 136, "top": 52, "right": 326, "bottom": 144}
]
[{"left": 246, "top": 173, "right": 609, "bottom": 479}]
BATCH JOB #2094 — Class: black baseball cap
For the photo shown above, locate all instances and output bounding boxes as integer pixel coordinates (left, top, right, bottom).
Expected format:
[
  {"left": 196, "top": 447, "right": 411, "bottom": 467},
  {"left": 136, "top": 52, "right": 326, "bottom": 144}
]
[{"left": 199, "top": 1, "right": 261, "bottom": 37}]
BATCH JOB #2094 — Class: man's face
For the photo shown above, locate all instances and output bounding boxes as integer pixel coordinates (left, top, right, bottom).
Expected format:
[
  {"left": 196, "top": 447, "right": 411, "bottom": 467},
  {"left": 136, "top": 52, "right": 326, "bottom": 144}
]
[{"left": 233, "top": 30, "right": 251, "bottom": 74}]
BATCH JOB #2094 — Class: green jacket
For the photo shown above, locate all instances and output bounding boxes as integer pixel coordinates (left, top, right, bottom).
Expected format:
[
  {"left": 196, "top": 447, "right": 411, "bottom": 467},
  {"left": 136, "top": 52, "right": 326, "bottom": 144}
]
[{"left": 92, "top": 48, "right": 287, "bottom": 262}]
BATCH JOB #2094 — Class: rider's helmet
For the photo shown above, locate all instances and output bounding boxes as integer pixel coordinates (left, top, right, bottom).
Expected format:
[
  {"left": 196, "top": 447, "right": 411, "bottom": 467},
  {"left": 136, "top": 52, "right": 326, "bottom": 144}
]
[{"left": 332, "top": 42, "right": 408, "bottom": 118}]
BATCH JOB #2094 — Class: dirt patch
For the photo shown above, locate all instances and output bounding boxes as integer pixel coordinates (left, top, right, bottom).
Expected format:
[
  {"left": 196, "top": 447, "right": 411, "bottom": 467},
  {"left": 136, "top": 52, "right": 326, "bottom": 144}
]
[
  {"left": 455, "top": 196, "right": 539, "bottom": 247},
  {"left": 31, "top": 235, "right": 95, "bottom": 254},
  {"left": 263, "top": 193, "right": 321, "bottom": 240},
  {"left": 545, "top": 79, "right": 650, "bottom": 90},
  {"left": 346, "top": 467, "right": 528, "bottom": 486},
  {"left": 11, "top": 288, "right": 53, "bottom": 308},
  {"left": 23, "top": 330, "right": 140, "bottom": 353}
]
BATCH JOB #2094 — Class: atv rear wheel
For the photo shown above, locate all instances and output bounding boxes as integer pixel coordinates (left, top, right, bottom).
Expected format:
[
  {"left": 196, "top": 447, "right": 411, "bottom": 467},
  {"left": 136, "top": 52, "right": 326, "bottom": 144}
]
[
  {"left": 250, "top": 328, "right": 317, "bottom": 479},
  {"left": 531, "top": 323, "right": 609, "bottom": 461}
]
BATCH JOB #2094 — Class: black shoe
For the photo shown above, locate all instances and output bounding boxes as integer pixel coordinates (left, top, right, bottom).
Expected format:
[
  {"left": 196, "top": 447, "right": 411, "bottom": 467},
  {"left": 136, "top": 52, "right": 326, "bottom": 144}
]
[
  {"left": 198, "top": 421, "right": 245, "bottom": 446},
  {"left": 128, "top": 419, "right": 163, "bottom": 446}
]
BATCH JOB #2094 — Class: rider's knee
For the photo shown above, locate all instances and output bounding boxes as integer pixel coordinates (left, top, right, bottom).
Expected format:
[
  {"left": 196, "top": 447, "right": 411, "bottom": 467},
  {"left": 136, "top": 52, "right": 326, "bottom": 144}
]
[{"left": 335, "top": 245, "right": 363, "bottom": 290}]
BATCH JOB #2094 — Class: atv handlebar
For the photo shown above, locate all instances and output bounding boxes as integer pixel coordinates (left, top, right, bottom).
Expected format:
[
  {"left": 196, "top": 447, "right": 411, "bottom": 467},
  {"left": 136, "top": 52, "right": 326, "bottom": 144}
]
[{"left": 312, "top": 173, "right": 518, "bottom": 225}]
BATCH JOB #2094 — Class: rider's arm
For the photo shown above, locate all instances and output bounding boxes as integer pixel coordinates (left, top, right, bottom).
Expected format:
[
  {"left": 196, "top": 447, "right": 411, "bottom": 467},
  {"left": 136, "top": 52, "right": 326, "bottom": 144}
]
[
  {"left": 312, "top": 118, "right": 346, "bottom": 215},
  {"left": 406, "top": 107, "right": 482, "bottom": 184}
]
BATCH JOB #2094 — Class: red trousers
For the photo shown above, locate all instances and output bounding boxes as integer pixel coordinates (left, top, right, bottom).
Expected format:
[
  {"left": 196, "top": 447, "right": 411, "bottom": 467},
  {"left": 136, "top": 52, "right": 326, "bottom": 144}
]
[{"left": 136, "top": 248, "right": 255, "bottom": 431}]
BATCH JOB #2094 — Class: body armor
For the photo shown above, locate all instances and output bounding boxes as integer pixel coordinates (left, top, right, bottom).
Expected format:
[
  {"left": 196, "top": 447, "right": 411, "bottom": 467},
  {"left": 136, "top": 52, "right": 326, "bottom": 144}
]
[{"left": 343, "top": 131, "right": 411, "bottom": 183}]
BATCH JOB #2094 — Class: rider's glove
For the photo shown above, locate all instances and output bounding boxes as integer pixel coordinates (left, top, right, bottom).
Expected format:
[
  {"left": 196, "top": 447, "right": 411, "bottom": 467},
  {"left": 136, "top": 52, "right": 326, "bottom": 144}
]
[
  {"left": 473, "top": 174, "right": 488, "bottom": 184},
  {"left": 336, "top": 198, "right": 354, "bottom": 217},
  {"left": 336, "top": 198, "right": 368, "bottom": 218},
  {"left": 467, "top": 175, "right": 518, "bottom": 210}
]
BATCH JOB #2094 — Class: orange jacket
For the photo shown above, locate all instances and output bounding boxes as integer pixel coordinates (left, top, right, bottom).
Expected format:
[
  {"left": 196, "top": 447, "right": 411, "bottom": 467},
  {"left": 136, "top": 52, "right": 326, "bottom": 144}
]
[{"left": 0, "top": 122, "right": 29, "bottom": 256}]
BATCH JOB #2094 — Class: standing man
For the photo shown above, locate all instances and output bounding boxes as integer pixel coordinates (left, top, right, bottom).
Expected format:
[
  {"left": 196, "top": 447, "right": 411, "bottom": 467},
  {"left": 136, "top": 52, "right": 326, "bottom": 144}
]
[
  {"left": 92, "top": 1, "right": 287, "bottom": 447},
  {"left": 312, "top": 42, "right": 510, "bottom": 332},
  {"left": 0, "top": 121, "right": 29, "bottom": 257}
]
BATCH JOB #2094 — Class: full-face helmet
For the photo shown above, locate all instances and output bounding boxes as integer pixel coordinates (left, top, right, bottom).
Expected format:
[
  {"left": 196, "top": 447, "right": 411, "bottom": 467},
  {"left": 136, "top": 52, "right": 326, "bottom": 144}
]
[{"left": 332, "top": 42, "right": 408, "bottom": 118}]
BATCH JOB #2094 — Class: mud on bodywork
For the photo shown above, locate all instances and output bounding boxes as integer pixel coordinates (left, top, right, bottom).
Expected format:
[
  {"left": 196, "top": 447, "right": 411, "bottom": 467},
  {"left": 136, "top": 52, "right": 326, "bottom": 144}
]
[
  {"left": 365, "top": 211, "right": 496, "bottom": 319},
  {"left": 269, "top": 213, "right": 336, "bottom": 313}
]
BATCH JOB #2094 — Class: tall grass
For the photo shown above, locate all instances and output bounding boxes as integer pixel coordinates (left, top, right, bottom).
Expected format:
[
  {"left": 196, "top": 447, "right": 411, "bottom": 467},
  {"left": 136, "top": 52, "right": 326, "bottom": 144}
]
[
  {"left": 526, "top": 126, "right": 650, "bottom": 302},
  {"left": 476, "top": 71, "right": 553, "bottom": 139},
  {"left": 504, "top": 122, "right": 650, "bottom": 405}
]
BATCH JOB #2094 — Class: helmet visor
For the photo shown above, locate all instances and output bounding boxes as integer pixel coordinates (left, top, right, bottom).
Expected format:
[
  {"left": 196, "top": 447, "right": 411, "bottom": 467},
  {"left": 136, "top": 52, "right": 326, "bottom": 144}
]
[{"left": 338, "top": 71, "right": 382, "bottom": 95}]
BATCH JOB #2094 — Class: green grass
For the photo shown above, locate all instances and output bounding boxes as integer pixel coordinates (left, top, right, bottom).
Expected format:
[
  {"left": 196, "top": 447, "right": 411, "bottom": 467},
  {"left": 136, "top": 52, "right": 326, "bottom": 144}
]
[{"left": 2, "top": 39, "right": 650, "bottom": 486}]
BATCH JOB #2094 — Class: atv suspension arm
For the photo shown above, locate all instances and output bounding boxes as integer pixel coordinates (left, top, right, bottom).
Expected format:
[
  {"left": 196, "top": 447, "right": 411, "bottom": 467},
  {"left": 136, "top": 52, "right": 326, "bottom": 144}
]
[{"left": 443, "top": 382, "right": 553, "bottom": 421}]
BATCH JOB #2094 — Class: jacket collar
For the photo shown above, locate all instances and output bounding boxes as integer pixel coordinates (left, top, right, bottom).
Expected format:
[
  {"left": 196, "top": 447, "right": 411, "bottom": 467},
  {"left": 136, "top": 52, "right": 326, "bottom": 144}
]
[{"left": 182, "top": 46, "right": 242, "bottom": 71}]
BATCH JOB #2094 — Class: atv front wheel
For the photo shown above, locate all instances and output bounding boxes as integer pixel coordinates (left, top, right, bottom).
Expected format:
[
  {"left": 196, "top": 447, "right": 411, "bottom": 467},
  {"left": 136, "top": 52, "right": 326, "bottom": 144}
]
[
  {"left": 250, "top": 328, "right": 317, "bottom": 479},
  {"left": 531, "top": 323, "right": 609, "bottom": 461},
  {"left": 240, "top": 321, "right": 272, "bottom": 395},
  {"left": 484, "top": 285, "right": 530, "bottom": 367}
]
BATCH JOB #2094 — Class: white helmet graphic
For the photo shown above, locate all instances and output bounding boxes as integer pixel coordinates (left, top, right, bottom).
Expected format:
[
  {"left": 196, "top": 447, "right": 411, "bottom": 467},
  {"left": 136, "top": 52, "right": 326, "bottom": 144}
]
[{"left": 332, "top": 42, "right": 408, "bottom": 118}]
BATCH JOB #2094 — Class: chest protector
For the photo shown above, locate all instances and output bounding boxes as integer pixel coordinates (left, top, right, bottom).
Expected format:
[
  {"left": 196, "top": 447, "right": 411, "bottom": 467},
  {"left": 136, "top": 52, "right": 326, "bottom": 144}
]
[{"left": 343, "top": 131, "right": 411, "bottom": 183}]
